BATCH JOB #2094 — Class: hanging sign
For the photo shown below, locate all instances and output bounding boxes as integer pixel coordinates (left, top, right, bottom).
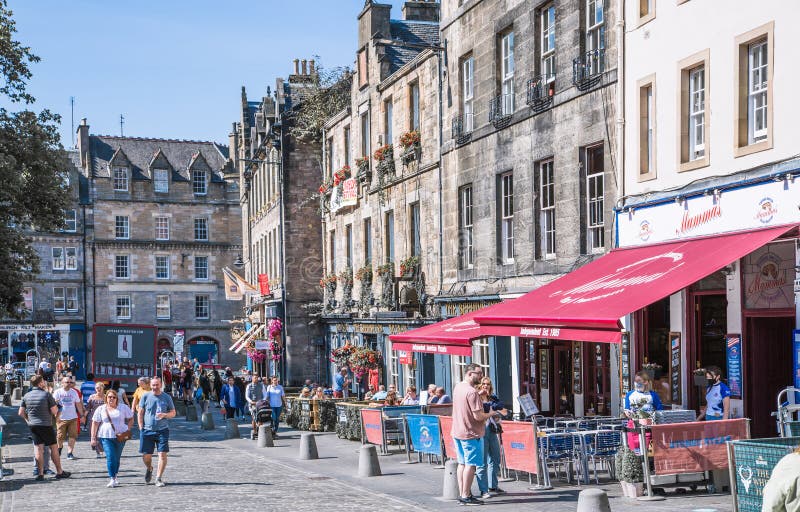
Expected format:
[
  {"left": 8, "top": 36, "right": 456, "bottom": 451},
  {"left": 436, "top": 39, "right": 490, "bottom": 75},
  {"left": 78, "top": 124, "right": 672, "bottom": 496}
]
[
  {"left": 258, "top": 274, "right": 271, "bottom": 296},
  {"left": 726, "top": 334, "right": 743, "bottom": 399}
]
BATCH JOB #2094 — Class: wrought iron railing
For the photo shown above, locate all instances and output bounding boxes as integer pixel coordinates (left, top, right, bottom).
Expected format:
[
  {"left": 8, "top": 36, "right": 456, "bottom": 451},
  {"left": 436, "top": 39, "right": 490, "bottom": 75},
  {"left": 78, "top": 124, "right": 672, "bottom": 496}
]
[
  {"left": 488, "top": 94, "right": 514, "bottom": 128},
  {"left": 451, "top": 113, "right": 474, "bottom": 145},
  {"left": 526, "top": 75, "right": 556, "bottom": 112},
  {"left": 572, "top": 48, "right": 605, "bottom": 90}
]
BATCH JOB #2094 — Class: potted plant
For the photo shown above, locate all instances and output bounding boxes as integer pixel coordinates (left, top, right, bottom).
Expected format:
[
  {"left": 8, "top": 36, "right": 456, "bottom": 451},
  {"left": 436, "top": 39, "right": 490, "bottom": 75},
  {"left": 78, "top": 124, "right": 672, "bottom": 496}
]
[
  {"left": 355, "top": 156, "right": 371, "bottom": 185},
  {"left": 694, "top": 368, "right": 708, "bottom": 387},
  {"left": 615, "top": 444, "right": 644, "bottom": 498},
  {"left": 399, "top": 130, "right": 420, "bottom": 163},
  {"left": 355, "top": 265, "right": 373, "bottom": 283},
  {"left": 399, "top": 255, "right": 420, "bottom": 278},
  {"left": 375, "top": 262, "right": 394, "bottom": 277},
  {"left": 641, "top": 362, "right": 662, "bottom": 381}
]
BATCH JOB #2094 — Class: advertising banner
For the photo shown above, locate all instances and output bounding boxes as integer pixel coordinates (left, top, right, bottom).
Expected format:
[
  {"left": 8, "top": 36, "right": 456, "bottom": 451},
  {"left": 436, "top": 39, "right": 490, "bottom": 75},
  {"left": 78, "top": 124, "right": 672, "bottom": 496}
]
[
  {"left": 742, "top": 243, "right": 796, "bottom": 309},
  {"left": 360, "top": 408, "right": 384, "bottom": 446},
  {"left": 258, "top": 274, "right": 271, "bottom": 296},
  {"left": 405, "top": 414, "right": 442, "bottom": 456},
  {"left": 726, "top": 334, "right": 743, "bottom": 399},
  {"left": 391, "top": 342, "right": 472, "bottom": 357},
  {"left": 438, "top": 415, "right": 458, "bottom": 460},
  {"left": 498, "top": 421, "right": 538, "bottom": 474},
  {"left": 340, "top": 178, "right": 358, "bottom": 207},
  {"left": 651, "top": 418, "right": 749, "bottom": 475},
  {"left": 93, "top": 324, "right": 157, "bottom": 383}
]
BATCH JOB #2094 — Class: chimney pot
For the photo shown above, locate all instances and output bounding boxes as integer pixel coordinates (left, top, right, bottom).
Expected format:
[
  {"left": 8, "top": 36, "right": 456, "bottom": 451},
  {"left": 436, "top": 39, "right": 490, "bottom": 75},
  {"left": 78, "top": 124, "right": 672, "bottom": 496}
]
[
  {"left": 293, "top": 59, "right": 300, "bottom": 75},
  {"left": 309, "top": 59, "right": 316, "bottom": 74},
  {"left": 301, "top": 59, "right": 308, "bottom": 75},
  {"left": 81, "top": 118, "right": 87, "bottom": 126}
]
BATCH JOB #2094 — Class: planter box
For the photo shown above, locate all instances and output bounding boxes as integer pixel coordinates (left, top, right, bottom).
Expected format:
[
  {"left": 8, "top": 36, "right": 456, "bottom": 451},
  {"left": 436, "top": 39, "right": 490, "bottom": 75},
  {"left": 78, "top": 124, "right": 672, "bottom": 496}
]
[{"left": 620, "top": 481, "right": 644, "bottom": 498}]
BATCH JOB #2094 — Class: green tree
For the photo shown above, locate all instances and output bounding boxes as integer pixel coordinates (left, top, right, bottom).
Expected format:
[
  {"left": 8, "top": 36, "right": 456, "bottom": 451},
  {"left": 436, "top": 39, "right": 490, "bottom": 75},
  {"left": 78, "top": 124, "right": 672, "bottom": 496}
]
[
  {"left": 287, "top": 59, "right": 352, "bottom": 144},
  {"left": 0, "top": 0, "right": 69, "bottom": 318}
]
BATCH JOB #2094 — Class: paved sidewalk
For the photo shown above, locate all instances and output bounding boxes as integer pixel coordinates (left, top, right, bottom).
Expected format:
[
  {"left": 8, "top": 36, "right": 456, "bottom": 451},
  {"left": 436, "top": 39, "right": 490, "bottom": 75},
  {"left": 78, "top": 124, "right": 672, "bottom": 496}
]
[{"left": 0, "top": 400, "right": 733, "bottom": 511}]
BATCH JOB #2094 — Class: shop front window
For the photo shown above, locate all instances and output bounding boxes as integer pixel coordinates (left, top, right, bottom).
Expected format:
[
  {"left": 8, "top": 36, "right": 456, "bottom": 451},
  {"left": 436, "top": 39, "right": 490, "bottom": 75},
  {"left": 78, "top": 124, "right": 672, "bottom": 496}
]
[
  {"left": 583, "top": 343, "right": 610, "bottom": 416},
  {"left": 634, "top": 296, "right": 673, "bottom": 406}
]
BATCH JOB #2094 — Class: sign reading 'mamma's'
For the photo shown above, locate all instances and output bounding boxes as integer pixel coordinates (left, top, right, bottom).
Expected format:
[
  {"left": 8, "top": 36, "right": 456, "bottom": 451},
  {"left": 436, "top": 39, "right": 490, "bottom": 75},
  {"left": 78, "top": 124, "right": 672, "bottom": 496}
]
[{"left": 92, "top": 324, "right": 157, "bottom": 383}]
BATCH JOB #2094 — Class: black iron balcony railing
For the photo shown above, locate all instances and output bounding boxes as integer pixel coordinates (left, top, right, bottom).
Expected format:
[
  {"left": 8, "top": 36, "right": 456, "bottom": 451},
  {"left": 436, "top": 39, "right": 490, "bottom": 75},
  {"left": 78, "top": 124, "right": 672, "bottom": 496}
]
[
  {"left": 572, "top": 48, "right": 605, "bottom": 90},
  {"left": 526, "top": 75, "right": 556, "bottom": 113},
  {"left": 488, "top": 93, "right": 514, "bottom": 129},
  {"left": 451, "top": 113, "right": 474, "bottom": 145}
]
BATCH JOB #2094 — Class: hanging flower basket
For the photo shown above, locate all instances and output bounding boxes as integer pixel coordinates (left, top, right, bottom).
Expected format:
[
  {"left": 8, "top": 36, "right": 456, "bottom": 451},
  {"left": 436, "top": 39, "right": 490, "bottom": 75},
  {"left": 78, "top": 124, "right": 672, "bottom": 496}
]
[
  {"left": 373, "top": 144, "right": 394, "bottom": 163},
  {"left": 375, "top": 262, "right": 394, "bottom": 277},
  {"left": 268, "top": 318, "right": 283, "bottom": 339},
  {"left": 319, "top": 274, "right": 337, "bottom": 288},
  {"left": 399, "top": 130, "right": 420, "bottom": 150},
  {"left": 355, "top": 265, "right": 373, "bottom": 282},
  {"left": 399, "top": 255, "right": 420, "bottom": 277},
  {"left": 246, "top": 348, "right": 267, "bottom": 363}
]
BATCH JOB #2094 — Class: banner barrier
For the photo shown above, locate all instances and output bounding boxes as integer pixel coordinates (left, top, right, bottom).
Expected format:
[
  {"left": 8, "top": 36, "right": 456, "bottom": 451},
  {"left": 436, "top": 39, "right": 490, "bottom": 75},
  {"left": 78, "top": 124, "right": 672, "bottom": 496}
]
[
  {"left": 438, "top": 415, "right": 458, "bottom": 460},
  {"left": 651, "top": 418, "right": 749, "bottom": 475},
  {"left": 405, "top": 414, "right": 443, "bottom": 456},
  {"left": 361, "top": 408, "right": 384, "bottom": 446},
  {"left": 498, "top": 421, "right": 538, "bottom": 474}
]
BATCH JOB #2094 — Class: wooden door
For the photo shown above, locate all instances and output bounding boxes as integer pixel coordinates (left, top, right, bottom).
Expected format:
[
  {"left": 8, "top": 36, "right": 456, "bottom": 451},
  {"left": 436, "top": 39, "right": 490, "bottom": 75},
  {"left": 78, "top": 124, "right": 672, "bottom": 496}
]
[{"left": 553, "top": 344, "right": 574, "bottom": 415}]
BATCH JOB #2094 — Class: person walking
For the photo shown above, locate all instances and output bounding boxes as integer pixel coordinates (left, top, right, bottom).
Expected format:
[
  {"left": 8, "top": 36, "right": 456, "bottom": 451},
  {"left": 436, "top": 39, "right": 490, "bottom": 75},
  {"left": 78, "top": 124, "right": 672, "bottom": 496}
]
[
  {"left": 245, "top": 375, "right": 267, "bottom": 437},
  {"left": 18, "top": 375, "right": 71, "bottom": 481},
  {"left": 53, "top": 376, "right": 85, "bottom": 460},
  {"left": 137, "top": 377, "right": 176, "bottom": 487},
  {"left": 266, "top": 376, "right": 286, "bottom": 435},
  {"left": 84, "top": 382, "right": 107, "bottom": 458},
  {"left": 698, "top": 365, "right": 731, "bottom": 421},
  {"left": 90, "top": 389, "right": 134, "bottom": 487},
  {"left": 476, "top": 377, "right": 508, "bottom": 499},
  {"left": 234, "top": 375, "right": 247, "bottom": 419},
  {"left": 211, "top": 369, "right": 223, "bottom": 405},
  {"left": 220, "top": 376, "right": 243, "bottom": 421},
  {"left": 452, "top": 363, "right": 499, "bottom": 506},
  {"left": 130, "top": 376, "right": 151, "bottom": 417}
]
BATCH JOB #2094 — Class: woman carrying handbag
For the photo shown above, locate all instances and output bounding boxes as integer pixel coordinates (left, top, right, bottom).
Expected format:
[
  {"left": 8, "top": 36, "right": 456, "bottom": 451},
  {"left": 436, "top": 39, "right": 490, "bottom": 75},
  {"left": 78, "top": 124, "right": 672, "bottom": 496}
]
[{"left": 90, "top": 389, "right": 134, "bottom": 487}]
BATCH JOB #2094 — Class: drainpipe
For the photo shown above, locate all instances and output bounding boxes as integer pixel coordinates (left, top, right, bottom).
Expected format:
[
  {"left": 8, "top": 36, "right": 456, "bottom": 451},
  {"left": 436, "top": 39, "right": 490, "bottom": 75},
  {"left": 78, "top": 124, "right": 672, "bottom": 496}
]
[
  {"left": 616, "top": 0, "right": 626, "bottom": 213},
  {"left": 437, "top": 41, "right": 446, "bottom": 301},
  {"left": 278, "top": 108, "right": 290, "bottom": 386}
]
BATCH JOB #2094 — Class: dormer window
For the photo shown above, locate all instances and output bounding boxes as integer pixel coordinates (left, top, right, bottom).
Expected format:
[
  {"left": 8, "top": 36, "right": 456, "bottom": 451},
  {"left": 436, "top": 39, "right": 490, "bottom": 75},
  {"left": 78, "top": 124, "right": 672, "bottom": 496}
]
[
  {"left": 113, "top": 166, "right": 129, "bottom": 192},
  {"left": 192, "top": 170, "right": 207, "bottom": 195},
  {"left": 154, "top": 169, "right": 169, "bottom": 193}
]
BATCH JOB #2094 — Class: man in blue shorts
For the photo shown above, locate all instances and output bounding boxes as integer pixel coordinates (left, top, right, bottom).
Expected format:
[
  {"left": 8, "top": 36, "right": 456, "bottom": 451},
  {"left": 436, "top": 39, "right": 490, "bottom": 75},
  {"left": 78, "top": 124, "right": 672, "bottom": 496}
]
[
  {"left": 451, "top": 363, "right": 500, "bottom": 506},
  {"left": 137, "top": 377, "right": 175, "bottom": 487}
]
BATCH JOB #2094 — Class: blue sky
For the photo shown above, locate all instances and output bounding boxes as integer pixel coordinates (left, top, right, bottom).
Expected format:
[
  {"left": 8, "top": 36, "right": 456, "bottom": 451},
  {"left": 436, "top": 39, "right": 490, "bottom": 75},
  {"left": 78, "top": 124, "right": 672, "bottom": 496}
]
[{"left": 10, "top": 0, "right": 407, "bottom": 146}]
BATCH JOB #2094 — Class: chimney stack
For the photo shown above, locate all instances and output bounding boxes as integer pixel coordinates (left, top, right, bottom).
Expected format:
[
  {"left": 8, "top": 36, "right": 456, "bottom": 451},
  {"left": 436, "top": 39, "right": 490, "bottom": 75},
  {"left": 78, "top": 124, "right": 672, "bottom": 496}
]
[
  {"left": 301, "top": 59, "right": 308, "bottom": 75},
  {"left": 293, "top": 59, "right": 300, "bottom": 75},
  {"left": 402, "top": 1, "right": 440, "bottom": 22},
  {"left": 77, "top": 118, "right": 90, "bottom": 169},
  {"left": 309, "top": 59, "right": 316, "bottom": 74}
]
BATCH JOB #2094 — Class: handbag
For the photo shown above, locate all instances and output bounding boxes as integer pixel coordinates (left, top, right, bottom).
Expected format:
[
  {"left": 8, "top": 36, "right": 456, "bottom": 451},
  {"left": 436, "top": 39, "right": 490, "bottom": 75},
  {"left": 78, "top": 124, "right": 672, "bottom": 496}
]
[{"left": 105, "top": 407, "right": 132, "bottom": 443}]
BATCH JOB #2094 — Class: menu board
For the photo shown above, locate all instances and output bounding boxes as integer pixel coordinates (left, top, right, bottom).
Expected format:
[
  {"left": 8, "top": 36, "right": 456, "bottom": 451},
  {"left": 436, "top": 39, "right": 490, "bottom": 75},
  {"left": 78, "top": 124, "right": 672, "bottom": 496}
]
[
  {"left": 539, "top": 349, "right": 549, "bottom": 388},
  {"left": 572, "top": 342, "right": 582, "bottom": 394},
  {"left": 620, "top": 332, "right": 631, "bottom": 395},
  {"left": 726, "top": 334, "right": 742, "bottom": 399},
  {"left": 516, "top": 393, "right": 540, "bottom": 418},
  {"left": 669, "top": 332, "right": 682, "bottom": 403}
]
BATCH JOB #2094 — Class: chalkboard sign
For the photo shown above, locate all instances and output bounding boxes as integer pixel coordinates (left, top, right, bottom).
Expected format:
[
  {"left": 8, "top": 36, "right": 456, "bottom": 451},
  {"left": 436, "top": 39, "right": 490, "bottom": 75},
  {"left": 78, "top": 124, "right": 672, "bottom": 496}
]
[
  {"left": 516, "top": 393, "right": 540, "bottom": 418},
  {"left": 669, "top": 332, "right": 681, "bottom": 403},
  {"left": 620, "top": 331, "right": 631, "bottom": 394}
]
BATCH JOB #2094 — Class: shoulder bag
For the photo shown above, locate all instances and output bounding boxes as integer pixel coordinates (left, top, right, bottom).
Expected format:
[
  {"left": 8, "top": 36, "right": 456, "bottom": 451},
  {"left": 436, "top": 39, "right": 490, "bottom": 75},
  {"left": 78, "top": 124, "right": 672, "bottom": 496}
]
[{"left": 105, "top": 406, "right": 132, "bottom": 443}]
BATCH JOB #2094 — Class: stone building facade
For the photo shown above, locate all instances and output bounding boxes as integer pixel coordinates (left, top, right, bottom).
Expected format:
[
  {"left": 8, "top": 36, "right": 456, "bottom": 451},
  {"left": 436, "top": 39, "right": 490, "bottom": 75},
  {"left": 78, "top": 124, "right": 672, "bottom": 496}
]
[
  {"left": 75, "top": 119, "right": 244, "bottom": 370},
  {"left": 320, "top": 0, "right": 443, "bottom": 393},
  {"left": 231, "top": 63, "right": 325, "bottom": 385}
]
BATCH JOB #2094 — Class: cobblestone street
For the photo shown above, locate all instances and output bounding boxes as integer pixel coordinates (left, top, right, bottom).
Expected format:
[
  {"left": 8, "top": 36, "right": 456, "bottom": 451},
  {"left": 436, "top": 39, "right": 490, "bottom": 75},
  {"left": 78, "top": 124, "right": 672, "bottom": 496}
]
[{"left": 0, "top": 401, "right": 734, "bottom": 512}]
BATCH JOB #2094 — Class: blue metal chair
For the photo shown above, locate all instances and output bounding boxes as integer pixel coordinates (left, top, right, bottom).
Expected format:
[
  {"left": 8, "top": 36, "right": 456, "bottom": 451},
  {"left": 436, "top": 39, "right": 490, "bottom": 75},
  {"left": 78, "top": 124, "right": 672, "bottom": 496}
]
[
  {"left": 585, "top": 431, "right": 622, "bottom": 484},
  {"left": 541, "top": 433, "right": 577, "bottom": 483}
]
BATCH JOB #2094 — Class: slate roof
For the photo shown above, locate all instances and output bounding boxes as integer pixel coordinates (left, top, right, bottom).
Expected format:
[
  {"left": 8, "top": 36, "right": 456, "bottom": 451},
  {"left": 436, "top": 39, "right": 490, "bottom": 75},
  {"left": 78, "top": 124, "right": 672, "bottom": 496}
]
[
  {"left": 386, "top": 20, "right": 440, "bottom": 73},
  {"left": 88, "top": 135, "right": 229, "bottom": 183}
]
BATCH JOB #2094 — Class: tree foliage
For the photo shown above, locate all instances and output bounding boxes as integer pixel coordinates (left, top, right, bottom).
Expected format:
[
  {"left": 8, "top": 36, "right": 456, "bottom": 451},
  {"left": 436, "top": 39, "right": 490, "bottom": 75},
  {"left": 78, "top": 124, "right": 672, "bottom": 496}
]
[
  {"left": 287, "top": 58, "right": 353, "bottom": 145},
  {"left": 0, "top": 0, "right": 69, "bottom": 317}
]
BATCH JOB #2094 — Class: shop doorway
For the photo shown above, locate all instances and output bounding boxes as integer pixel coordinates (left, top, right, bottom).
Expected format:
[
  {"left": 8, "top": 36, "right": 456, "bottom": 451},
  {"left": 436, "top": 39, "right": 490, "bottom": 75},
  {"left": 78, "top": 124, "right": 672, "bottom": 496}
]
[
  {"left": 553, "top": 343, "right": 574, "bottom": 416},
  {"left": 689, "top": 291, "right": 727, "bottom": 409},
  {"left": 745, "top": 315, "right": 795, "bottom": 438},
  {"left": 584, "top": 343, "right": 611, "bottom": 416}
]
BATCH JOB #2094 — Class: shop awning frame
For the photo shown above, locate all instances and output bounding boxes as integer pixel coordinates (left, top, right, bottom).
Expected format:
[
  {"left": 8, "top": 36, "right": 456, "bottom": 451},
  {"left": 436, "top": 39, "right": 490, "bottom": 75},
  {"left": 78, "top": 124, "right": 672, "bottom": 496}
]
[{"left": 230, "top": 324, "right": 263, "bottom": 353}]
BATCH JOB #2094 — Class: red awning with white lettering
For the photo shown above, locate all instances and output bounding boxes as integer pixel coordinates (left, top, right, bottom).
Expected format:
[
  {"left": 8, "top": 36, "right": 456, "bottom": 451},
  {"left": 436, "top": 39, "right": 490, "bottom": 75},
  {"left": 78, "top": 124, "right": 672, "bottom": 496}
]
[{"left": 474, "top": 225, "right": 796, "bottom": 343}]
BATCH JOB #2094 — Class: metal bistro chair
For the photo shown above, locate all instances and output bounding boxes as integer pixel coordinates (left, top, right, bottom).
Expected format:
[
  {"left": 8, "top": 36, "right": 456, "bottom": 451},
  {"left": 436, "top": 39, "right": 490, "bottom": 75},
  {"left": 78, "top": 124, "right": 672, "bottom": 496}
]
[
  {"left": 584, "top": 430, "right": 622, "bottom": 484},
  {"left": 541, "top": 433, "right": 578, "bottom": 483}
]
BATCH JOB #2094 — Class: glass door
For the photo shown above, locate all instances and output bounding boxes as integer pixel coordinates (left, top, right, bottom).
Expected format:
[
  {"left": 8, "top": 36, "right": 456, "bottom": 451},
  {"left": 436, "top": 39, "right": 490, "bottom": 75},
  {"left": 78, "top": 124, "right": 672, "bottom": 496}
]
[{"left": 553, "top": 343, "right": 574, "bottom": 415}]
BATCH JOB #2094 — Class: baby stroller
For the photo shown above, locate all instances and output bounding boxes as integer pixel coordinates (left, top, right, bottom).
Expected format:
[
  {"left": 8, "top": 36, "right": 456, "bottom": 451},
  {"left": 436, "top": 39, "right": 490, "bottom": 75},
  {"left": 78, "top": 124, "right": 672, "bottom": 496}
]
[{"left": 253, "top": 400, "right": 274, "bottom": 440}]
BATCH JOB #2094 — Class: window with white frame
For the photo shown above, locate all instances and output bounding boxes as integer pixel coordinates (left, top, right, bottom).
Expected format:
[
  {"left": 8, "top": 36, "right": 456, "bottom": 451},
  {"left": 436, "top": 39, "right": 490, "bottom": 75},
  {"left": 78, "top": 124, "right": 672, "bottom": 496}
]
[
  {"left": 384, "top": 98, "right": 393, "bottom": 145},
  {"left": 501, "top": 31, "right": 515, "bottom": 114},
  {"left": 410, "top": 82, "right": 420, "bottom": 131},
  {"left": 64, "top": 209, "right": 77, "bottom": 232},
  {"left": 155, "top": 216, "right": 169, "bottom": 240},
  {"left": 343, "top": 126, "right": 351, "bottom": 167},
  {"left": 586, "top": 0, "right": 605, "bottom": 75},
  {"left": 409, "top": 202, "right": 421, "bottom": 258},
  {"left": 156, "top": 294, "right": 170, "bottom": 319},
  {"left": 53, "top": 287, "right": 65, "bottom": 312},
  {"left": 116, "top": 295, "right": 131, "bottom": 319},
  {"left": 154, "top": 168, "right": 169, "bottom": 193},
  {"left": 113, "top": 167, "right": 128, "bottom": 192},
  {"left": 155, "top": 255, "right": 170, "bottom": 279},
  {"left": 65, "top": 247, "right": 78, "bottom": 270},
  {"left": 689, "top": 66, "right": 705, "bottom": 160},
  {"left": 500, "top": 172, "right": 514, "bottom": 263},
  {"left": 539, "top": 159, "right": 556, "bottom": 258},
  {"left": 66, "top": 287, "right": 78, "bottom": 312},
  {"left": 115, "top": 255, "right": 129, "bottom": 279},
  {"left": 459, "top": 185, "right": 473, "bottom": 269},
  {"left": 363, "top": 218, "right": 372, "bottom": 265},
  {"left": 388, "top": 347, "right": 399, "bottom": 389},
  {"left": 115, "top": 215, "right": 130, "bottom": 239},
  {"left": 473, "top": 338, "right": 491, "bottom": 375},
  {"left": 195, "top": 294, "right": 210, "bottom": 319},
  {"left": 462, "top": 56, "right": 474, "bottom": 132},
  {"left": 640, "top": 81, "right": 655, "bottom": 174},
  {"left": 360, "top": 112, "right": 370, "bottom": 159},
  {"left": 52, "top": 247, "right": 64, "bottom": 270},
  {"left": 384, "top": 211, "right": 394, "bottom": 263},
  {"left": 586, "top": 145, "right": 605, "bottom": 251},
  {"left": 748, "top": 39, "right": 768, "bottom": 144},
  {"left": 192, "top": 169, "right": 207, "bottom": 195},
  {"left": 194, "top": 256, "right": 209, "bottom": 280},
  {"left": 452, "top": 356, "right": 470, "bottom": 385},
  {"left": 194, "top": 218, "right": 208, "bottom": 241},
  {"left": 541, "top": 5, "right": 556, "bottom": 80}
]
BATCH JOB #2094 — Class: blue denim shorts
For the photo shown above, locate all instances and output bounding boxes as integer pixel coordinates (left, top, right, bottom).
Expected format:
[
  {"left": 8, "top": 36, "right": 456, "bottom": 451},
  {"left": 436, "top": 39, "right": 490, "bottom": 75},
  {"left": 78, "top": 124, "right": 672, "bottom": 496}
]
[
  {"left": 139, "top": 428, "right": 170, "bottom": 454},
  {"left": 454, "top": 437, "right": 484, "bottom": 467}
]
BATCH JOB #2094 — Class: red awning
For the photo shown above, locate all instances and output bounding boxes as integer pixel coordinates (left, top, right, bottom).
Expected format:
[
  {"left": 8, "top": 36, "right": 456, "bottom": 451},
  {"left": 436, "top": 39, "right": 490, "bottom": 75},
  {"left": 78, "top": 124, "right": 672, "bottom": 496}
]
[
  {"left": 475, "top": 225, "right": 796, "bottom": 343},
  {"left": 389, "top": 304, "right": 517, "bottom": 356}
]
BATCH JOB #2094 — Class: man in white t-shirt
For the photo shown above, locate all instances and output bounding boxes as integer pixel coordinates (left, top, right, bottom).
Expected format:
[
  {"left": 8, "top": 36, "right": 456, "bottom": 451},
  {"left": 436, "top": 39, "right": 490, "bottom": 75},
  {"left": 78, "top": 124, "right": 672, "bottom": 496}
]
[{"left": 52, "top": 376, "right": 85, "bottom": 460}]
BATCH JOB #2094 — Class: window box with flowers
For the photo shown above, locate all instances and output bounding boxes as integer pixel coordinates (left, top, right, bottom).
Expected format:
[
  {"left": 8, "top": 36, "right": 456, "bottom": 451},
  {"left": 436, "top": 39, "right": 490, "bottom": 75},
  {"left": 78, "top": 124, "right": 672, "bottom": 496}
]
[
  {"left": 399, "top": 130, "right": 421, "bottom": 164},
  {"left": 339, "top": 267, "right": 354, "bottom": 307},
  {"left": 333, "top": 165, "right": 351, "bottom": 192},
  {"left": 355, "top": 156, "right": 371, "bottom": 186},
  {"left": 320, "top": 274, "right": 337, "bottom": 311},
  {"left": 373, "top": 144, "right": 395, "bottom": 205},
  {"left": 398, "top": 255, "right": 420, "bottom": 280}
]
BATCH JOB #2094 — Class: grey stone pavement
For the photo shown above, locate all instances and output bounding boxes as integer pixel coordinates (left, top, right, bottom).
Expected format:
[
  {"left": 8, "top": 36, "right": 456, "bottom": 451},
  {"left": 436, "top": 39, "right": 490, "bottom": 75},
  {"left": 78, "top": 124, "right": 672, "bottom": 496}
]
[{"left": 0, "top": 399, "right": 734, "bottom": 512}]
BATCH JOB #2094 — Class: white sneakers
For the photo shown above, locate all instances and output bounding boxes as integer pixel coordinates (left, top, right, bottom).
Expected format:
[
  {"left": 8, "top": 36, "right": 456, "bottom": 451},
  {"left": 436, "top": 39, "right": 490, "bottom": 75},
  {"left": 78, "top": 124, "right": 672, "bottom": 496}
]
[
  {"left": 106, "top": 478, "right": 120, "bottom": 488},
  {"left": 155, "top": 478, "right": 166, "bottom": 487}
]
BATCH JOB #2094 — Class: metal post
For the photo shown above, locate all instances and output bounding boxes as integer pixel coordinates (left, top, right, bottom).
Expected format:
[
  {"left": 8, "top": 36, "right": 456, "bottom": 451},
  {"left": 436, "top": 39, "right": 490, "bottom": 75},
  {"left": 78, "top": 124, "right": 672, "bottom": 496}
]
[
  {"left": 637, "top": 423, "right": 664, "bottom": 501},
  {"left": 530, "top": 423, "right": 553, "bottom": 491},
  {"left": 498, "top": 434, "right": 514, "bottom": 482}
]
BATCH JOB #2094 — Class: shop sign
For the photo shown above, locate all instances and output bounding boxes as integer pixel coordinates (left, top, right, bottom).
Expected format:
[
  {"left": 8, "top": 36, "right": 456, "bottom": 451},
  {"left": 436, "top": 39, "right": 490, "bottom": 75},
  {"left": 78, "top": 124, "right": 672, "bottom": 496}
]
[
  {"left": 340, "top": 178, "right": 358, "bottom": 207},
  {"left": 726, "top": 334, "right": 743, "bottom": 399},
  {"left": 617, "top": 178, "right": 800, "bottom": 247},
  {"left": 398, "top": 350, "right": 413, "bottom": 365},
  {"left": 0, "top": 324, "right": 56, "bottom": 330},
  {"left": 352, "top": 323, "right": 409, "bottom": 335},
  {"left": 392, "top": 341, "right": 472, "bottom": 357},
  {"left": 742, "top": 243, "right": 795, "bottom": 309},
  {"left": 442, "top": 300, "right": 500, "bottom": 317}
]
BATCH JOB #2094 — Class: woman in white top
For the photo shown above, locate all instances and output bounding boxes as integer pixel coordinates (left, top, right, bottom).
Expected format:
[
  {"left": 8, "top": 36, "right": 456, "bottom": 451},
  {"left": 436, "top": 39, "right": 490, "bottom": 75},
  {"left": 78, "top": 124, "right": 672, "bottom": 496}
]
[{"left": 90, "top": 389, "right": 134, "bottom": 487}]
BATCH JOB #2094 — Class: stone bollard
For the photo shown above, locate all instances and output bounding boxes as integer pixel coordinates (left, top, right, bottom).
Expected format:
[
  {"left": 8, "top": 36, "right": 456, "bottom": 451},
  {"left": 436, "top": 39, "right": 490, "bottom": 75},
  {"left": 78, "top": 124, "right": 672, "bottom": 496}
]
[
  {"left": 174, "top": 401, "right": 187, "bottom": 416},
  {"left": 358, "top": 444, "right": 382, "bottom": 477},
  {"left": 201, "top": 412, "right": 215, "bottom": 430},
  {"left": 225, "top": 418, "right": 240, "bottom": 439},
  {"left": 442, "top": 459, "right": 460, "bottom": 500},
  {"left": 298, "top": 433, "right": 319, "bottom": 460},
  {"left": 2, "top": 394, "right": 11, "bottom": 406},
  {"left": 257, "top": 425, "right": 274, "bottom": 448},
  {"left": 576, "top": 489, "right": 611, "bottom": 512},
  {"left": 12, "top": 387, "right": 22, "bottom": 401},
  {"left": 185, "top": 405, "right": 198, "bottom": 421},
  {"left": 201, "top": 399, "right": 210, "bottom": 414}
]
